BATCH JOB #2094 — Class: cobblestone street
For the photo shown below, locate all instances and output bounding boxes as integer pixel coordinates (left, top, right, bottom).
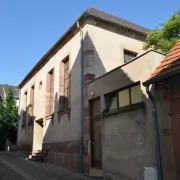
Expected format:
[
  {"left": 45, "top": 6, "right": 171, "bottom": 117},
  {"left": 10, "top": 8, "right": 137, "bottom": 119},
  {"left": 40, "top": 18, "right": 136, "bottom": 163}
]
[{"left": 0, "top": 152, "right": 93, "bottom": 180}]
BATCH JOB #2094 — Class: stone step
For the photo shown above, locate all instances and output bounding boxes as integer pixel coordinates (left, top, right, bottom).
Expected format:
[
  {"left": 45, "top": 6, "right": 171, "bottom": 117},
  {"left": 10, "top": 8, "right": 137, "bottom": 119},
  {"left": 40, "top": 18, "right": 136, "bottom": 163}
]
[
  {"left": 31, "top": 154, "right": 43, "bottom": 162},
  {"left": 84, "top": 169, "right": 105, "bottom": 180},
  {"left": 90, "top": 169, "right": 103, "bottom": 175},
  {"left": 32, "top": 152, "right": 43, "bottom": 156},
  {"left": 32, "top": 150, "right": 42, "bottom": 153},
  {"left": 28, "top": 150, "right": 43, "bottom": 161},
  {"left": 84, "top": 173, "right": 105, "bottom": 180}
]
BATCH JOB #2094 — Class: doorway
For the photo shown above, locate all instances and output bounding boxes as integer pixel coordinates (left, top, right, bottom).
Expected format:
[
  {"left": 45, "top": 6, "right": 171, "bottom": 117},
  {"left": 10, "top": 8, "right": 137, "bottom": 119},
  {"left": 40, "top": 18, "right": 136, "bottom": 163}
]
[
  {"left": 33, "top": 118, "right": 43, "bottom": 151},
  {"left": 90, "top": 97, "right": 102, "bottom": 169},
  {"left": 169, "top": 97, "right": 180, "bottom": 180}
]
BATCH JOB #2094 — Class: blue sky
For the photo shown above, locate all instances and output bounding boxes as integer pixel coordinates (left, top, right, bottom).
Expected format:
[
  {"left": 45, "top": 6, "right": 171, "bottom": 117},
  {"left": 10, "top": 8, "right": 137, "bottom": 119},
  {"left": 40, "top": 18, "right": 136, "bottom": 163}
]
[{"left": 0, "top": 0, "right": 179, "bottom": 86}]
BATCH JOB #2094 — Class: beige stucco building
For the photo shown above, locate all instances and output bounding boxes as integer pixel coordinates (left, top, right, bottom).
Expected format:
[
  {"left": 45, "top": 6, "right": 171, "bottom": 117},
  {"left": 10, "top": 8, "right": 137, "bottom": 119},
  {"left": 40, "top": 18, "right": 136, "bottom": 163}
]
[{"left": 18, "top": 7, "right": 169, "bottom": 180}]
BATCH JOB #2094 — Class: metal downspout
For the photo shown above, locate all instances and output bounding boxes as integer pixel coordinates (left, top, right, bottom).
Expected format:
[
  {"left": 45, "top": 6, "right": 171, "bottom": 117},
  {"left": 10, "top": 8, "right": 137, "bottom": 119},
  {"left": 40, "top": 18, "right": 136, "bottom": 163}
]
[
  {"left": 77, "top": 21, "right": 84, "bottom": 173},
  {"left": 146, "top": 86, "right": 162, "bottom": 180}
]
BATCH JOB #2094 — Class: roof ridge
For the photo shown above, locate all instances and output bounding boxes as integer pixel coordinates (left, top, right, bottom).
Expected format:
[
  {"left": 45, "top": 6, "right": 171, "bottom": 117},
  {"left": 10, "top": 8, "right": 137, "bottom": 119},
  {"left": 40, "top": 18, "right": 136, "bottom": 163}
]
[{"left": 85, "top": 7, "right": 150, "bottom": 33}]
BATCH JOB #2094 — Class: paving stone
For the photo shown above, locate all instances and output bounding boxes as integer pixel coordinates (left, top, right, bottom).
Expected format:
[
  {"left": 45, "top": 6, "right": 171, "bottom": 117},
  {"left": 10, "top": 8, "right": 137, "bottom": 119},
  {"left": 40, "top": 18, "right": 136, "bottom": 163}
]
[
  {"left": 0, "top": 152, "right": 94, "bottom": 180},
  {"left": 0, "top": 161, "right": 25, "bottom": 180}
]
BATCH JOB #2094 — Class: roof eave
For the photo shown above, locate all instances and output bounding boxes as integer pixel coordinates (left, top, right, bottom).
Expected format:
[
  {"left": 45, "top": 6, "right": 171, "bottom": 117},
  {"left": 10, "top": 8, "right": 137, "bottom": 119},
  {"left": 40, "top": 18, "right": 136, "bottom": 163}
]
[
  {"left": 86, "top": 13, "right": 150, "bottom": 35},
  {"left": 143, "top": 68, "right": 180, "bottom": 86}
]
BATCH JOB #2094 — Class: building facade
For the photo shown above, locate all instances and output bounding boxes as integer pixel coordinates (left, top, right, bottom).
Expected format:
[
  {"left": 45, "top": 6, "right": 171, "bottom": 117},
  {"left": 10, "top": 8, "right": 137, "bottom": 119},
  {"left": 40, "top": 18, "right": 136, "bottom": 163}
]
[{"left": 18, "top": 7, "right": 165, "bottom": 179}]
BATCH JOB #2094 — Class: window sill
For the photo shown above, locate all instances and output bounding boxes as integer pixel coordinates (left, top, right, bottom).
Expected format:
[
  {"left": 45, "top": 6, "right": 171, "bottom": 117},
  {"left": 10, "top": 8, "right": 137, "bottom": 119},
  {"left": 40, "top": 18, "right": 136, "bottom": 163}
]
[
  {"left": 21, "top": 124, "right": 26, "bottom": 129},
  {"left": 28, "top": 121, "right": 33, "bottom": 126},
  {"left": 57, "top": 108, "right": 71, "bottom": 115},
  {"left": 103, "top": 102, "right": 144, "bottom": 116},
  {"left": 45, "top": 113, "right": 54, "bottom": 120},
  {"left": 57, "top": 108, "right": 71, "bottom": 122}
]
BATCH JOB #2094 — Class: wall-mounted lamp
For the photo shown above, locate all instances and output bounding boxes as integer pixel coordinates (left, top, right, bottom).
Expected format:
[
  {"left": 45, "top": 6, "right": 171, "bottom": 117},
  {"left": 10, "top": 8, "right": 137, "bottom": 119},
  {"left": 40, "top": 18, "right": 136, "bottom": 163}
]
[{"left": 90, "top": 92, "right": 95, "bottom": 97}]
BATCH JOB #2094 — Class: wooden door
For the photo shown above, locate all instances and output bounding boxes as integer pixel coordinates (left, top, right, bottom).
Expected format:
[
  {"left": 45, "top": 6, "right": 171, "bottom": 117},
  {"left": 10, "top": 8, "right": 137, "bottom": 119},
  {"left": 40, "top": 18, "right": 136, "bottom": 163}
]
[
  {"left": 169, "top": 98, "right": 180, "bottom": 180},
  {"left": 90, "top": 97, "right": 102, "bottom": 169}
]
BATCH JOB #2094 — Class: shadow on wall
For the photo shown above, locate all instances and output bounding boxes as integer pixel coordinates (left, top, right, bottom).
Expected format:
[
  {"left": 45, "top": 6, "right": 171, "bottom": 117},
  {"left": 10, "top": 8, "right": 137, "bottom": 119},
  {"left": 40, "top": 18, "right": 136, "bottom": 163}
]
[
  {"left": 41, "top": 31, "right": 106, "bottom": 172},
  {"left": 18, "top": 107, "right": 36, "bottom": 154}
]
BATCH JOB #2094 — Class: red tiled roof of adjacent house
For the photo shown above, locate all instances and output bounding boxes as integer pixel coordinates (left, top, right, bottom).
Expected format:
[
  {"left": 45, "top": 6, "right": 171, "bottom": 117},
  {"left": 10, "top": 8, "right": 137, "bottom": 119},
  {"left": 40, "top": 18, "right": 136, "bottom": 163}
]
[{"left": 147, "top": 40, "right": 180, "bottom": 81}]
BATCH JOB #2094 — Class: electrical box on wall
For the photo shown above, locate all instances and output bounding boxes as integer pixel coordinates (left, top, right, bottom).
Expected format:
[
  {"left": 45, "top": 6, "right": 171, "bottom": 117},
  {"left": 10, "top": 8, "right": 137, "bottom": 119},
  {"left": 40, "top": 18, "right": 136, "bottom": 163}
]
[{"left": 143, "top": 166, "right": 157, "bottom": 180}]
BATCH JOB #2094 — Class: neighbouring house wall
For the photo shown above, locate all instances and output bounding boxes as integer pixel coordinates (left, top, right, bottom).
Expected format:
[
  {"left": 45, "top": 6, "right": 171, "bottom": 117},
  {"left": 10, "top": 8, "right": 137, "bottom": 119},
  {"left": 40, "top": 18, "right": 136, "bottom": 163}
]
[
  {"left": 154, "top": 85, "right": 176, "bottom": 180},
  {"left": 154, "top": 76, "right": 180, "bottom": 180},
  {"left": 87, "top": 51, "right": 165, "bottom": 180}
]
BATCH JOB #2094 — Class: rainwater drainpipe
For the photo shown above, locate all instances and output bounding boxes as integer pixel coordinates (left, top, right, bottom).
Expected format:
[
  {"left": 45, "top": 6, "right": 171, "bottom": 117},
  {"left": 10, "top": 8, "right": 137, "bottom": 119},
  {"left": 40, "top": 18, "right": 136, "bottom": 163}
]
[
  {"left": 145, "top": 85, "right": 162, "bottom": 180},
  {"left": 77, "top": 21, "right": 84, "bottom": 174}
]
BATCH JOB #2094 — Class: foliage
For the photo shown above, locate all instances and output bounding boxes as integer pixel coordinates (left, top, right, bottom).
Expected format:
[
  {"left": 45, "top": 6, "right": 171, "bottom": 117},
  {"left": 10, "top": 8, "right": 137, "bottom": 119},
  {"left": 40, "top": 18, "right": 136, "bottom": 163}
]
[
  {"left": 144, "top": 10, "right": 180, "bottom": 53},
  {"left": 0, "top": 88, "right": 18, "bottom": 145},
  {"left": 0, "top": 102, "right": 6, "bottom": 146}
]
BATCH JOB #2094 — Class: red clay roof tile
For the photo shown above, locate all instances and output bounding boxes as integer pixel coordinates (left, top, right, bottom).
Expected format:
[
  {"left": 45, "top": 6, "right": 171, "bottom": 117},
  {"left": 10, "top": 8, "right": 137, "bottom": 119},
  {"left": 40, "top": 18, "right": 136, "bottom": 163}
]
[{"left": 146, "top": 40, "right": 180, "bottom": 81}]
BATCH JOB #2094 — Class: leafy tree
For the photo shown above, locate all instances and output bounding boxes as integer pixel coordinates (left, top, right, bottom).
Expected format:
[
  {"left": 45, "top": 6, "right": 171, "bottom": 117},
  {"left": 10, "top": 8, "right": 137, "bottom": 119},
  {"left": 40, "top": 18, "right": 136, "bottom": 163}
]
[
  {"left": 0, "top": 102, "right": 6, "bottom": 147},
  {"left": 144, "top": 10, "right": 180, "bottom": 53},
  {"left": 0, "top": 88, "right": 18, "bottom": 146},
  {"left": 4, "top": 88, "right": 18, "bottom": 128}
]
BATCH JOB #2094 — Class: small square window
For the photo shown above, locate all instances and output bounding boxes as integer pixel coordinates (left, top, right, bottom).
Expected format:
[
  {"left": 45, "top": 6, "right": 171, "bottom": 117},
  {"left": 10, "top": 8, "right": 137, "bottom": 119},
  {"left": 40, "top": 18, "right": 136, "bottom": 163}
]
[
  {"left": 107, "top": 93, "right": 117, "bottom": 111},
  {"left": 130, "top": 84, "right": 142, "bottom": 104},
  {"left": 124, "top": 50, "right": 137, "bottom": 63},
  {"left": 118, "top": 89, "right": 130, "bottom": 107}
]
